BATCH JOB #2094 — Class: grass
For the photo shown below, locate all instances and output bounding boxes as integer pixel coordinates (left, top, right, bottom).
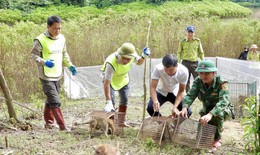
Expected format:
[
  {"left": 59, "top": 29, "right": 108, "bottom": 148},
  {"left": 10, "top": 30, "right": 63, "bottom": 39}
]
[
  {"left": 0, "top": 96, "right": 247, "bottom": 154},
  {"left": 0, "top": 1, "right": 257, "bottom": 101}
]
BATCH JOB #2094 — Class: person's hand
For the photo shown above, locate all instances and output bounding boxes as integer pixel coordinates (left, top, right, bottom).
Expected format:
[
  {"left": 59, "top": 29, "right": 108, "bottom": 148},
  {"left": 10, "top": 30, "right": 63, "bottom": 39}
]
[
  {"left": 179, "top": 107, "right": 188, "bottom": 118},
  {"left": 45, "top": 59, "right": 54, "bottom": 68},
  {"left": 69, "top": 66, "right": 77, "bottom": 76},
  {"left": 172, "top": 107, "right": 180, "bottom": 118},
  {"left": 141, "top": 47, "right": 150, "bottom": 59},
  {"left": 200, "top": 113, "right": 213, "bottom": 126},
  {"left": 153, "top": 101, "right": 160, "bottom": 112},
  {"left": 104, "top": 100, "right": 115, "bottom": 112}
]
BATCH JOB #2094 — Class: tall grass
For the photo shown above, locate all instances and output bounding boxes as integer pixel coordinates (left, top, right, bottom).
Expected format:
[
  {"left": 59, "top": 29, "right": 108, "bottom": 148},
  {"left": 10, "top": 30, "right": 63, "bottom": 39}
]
[{"left": 0, "top": 1, "right": 258, "bottom": 101}]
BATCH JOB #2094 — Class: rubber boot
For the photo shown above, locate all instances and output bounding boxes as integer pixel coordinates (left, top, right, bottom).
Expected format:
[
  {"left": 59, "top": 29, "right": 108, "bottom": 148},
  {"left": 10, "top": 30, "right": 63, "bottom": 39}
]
[
  {"left": 117, "top": 105, "right": 130, "bottom": 127},
  {"left": 44, "top": 107, "right": 55, "bottom": 129},
  {"left": 51, "top": 107, "right": 69, "bottom": 131}
]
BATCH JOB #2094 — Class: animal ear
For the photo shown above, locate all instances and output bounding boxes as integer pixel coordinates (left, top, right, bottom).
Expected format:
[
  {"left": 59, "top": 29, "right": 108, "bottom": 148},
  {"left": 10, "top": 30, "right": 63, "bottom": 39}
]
[{"left": 93, "top": 145, "right": 101, "bottom": 154}]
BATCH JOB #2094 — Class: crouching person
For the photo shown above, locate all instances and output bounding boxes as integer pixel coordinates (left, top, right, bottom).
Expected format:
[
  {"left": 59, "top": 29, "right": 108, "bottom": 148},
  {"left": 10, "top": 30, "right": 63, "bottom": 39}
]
[
  {"left": 146, "top": 54, "right": 192, "bottom": 117},
  {"left": 101, "top": 43, "right": 150, "bottom": 127},
  {"left": 179, "top": 60, "right": 235, "bottom": 149}
]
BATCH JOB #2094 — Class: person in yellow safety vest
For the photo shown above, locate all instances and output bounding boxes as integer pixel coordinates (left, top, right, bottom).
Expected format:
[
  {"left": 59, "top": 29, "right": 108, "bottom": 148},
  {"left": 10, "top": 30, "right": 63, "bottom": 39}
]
[
  {"left": 101, "top": 43, "right": 150, "bottom": 127},
  {"left": 31, "top": 16, "right": 77, "bottom": 131},
  {"left": 247, "top": 44, "right": 260, "bottom": 62}
]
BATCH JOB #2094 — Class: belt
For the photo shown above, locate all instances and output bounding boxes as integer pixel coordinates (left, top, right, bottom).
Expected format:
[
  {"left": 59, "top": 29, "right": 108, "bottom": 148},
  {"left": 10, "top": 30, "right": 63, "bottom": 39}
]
[{"left": 182, "top": 60, "right": 198, "bottom": 63}]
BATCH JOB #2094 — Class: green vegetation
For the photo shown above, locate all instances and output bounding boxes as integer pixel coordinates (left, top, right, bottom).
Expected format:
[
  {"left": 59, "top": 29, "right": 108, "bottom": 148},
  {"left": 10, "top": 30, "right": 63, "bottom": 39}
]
[
  {"left": 232, "top": 0, "right": 260, "bottom": 7},
  {"left": 0, "top": 1, "right": 252, "bottom": 25},
  {"left": 0, "top": 1, "right": 257, "bottom": 102},
  {"left": 241, "top": 96, "right": 260, "bottom": 154}
]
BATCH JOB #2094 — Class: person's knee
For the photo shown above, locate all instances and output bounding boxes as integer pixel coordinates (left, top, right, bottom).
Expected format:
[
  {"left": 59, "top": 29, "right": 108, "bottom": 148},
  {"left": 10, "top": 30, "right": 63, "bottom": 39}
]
[{"left": 48, "top": 102, "right": 61, "bottom": 108}]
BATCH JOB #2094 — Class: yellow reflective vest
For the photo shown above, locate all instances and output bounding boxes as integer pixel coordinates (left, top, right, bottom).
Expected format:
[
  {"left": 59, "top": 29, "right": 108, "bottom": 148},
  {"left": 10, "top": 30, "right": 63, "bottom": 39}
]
[
  {"left": 36, "top": 33, "right": 65, "bottom": 78},
  {"left": 101, "top": 53, "right": 135, "bottom": 90}
]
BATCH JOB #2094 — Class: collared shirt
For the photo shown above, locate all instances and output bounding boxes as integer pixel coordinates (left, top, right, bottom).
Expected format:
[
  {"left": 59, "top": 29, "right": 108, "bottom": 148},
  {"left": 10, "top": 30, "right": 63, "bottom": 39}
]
[
  {"left": 247, "top": 51, "right": 260, "bottom": 62},
  {"left": 31, "top": 30, "right": 73, "bottom": 81},
  {"left": 177, "top": 37, "right": 204, "bottom": 62},
  {"left": 152, "top": 63, "right": 188, "bottom": 96},
  {"left": 182, "top": 75, "right": 234, "bottom": 119}
]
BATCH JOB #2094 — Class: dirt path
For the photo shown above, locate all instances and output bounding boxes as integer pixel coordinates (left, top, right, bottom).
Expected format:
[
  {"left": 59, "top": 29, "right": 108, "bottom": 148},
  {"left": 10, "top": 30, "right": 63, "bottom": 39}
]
[{"left": 250, "top": 7, "right": 260, "bottom": 19}]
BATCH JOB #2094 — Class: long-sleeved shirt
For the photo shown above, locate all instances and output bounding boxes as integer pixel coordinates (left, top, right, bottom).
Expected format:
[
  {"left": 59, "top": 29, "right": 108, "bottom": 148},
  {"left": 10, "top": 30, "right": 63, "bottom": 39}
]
[
  {"left": 182, "top": 75, "right": 234, "bottom": 119},
  {"left": 247, "top": 51, "right": 260, "bottom": 62},
  {"left": 177, "top": 37, "right": 204, "bottom": 62},
  {"left": 238, "top": 51, "right": 248, "bottom": 60},
  {"left": 31, "top": 30, "right": 73, "bottom": 81}
]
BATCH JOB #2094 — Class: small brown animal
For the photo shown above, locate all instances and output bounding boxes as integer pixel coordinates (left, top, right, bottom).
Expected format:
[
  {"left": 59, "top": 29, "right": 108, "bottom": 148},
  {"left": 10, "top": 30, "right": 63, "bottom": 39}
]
[
  {"left": 93, "top": 143, "right": 120, "bottom": 155},
  {"left": 87, "top": 117, "right": 115, "bottom": 136}
]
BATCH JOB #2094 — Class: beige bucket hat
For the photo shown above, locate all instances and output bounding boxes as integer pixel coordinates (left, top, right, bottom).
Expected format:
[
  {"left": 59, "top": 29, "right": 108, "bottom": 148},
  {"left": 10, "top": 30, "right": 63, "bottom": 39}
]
[{"left": 117, "top": 43, "right": 137, "bottom": 59}]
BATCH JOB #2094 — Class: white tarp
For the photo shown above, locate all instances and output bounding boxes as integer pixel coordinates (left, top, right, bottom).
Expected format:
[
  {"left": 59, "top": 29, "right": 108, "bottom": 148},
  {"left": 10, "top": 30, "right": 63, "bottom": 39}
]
[{"left": 64, "top": 57, "right": 260, "bottom": 99}]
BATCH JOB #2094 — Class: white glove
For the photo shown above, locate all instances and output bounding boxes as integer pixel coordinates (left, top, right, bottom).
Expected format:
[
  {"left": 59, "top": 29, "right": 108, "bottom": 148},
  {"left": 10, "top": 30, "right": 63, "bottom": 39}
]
[
  {"left": 141, "top": 47, "right": 150, "bottom": 59},
  {"left": 104, "top": 100, "right": 115, "bottom": 112}
]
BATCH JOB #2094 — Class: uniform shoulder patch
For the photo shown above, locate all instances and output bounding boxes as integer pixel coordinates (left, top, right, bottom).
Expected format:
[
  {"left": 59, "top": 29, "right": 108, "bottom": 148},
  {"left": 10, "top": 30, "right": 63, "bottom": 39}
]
[
  {"left": 221, "top": 83, "right": 228, "bottom": 91},
  {"left": 181, "top": 38, "right": 187, "bottom": 42},
  {"left": 194, "top": 37, "right": 200, "bottom": 41}
]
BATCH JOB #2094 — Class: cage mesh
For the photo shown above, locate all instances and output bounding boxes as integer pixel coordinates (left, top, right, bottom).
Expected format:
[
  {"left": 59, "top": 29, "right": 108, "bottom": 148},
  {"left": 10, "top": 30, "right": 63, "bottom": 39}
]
[{"left": 138, "top": 117, "right": 216, "bottom": 149}]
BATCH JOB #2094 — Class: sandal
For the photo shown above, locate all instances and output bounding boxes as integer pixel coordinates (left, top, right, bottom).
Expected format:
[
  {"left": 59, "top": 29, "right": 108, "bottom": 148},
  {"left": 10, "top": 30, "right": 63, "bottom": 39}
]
[{"left": 212, "top": 139, "right": 222, "bottom": 148}]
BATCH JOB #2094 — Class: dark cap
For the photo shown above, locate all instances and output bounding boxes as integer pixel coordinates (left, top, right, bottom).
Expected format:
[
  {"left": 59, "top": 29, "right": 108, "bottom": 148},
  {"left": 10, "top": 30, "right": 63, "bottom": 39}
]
[{"left": 187, "top": 25, "right": 195, "bottom": 33}]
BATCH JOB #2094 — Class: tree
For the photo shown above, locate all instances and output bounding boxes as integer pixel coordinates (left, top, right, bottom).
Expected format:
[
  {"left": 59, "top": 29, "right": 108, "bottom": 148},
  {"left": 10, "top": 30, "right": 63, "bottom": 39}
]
[
  {"left": 0, "top": 0, "right": 9, "bottom": 9},
  {"left": 0, "top": 68, "right": 18, "bottom": 121}
]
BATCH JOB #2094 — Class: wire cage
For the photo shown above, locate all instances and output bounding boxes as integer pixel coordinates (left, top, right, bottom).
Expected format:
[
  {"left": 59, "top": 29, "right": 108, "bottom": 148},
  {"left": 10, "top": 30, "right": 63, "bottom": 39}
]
[
  {"left": 137, "top": 116, "right": 178, "bottom": 146},
  {"left": 229, "top": 81, "right": 257, "bottom": 117},
  {"left": 138, "top": 116, "right": 216, "bottom": 149},
  {"left": 172, "top": 117, "right": 216, "bottom": 149}
]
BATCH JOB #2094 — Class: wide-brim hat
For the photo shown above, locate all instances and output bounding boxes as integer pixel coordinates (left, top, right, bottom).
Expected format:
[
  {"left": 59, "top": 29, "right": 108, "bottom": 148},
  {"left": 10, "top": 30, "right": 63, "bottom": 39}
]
[
  {"left": 117, "top": 43, "right": 137, "bottom": 59},
  {"left": 250, "top": 44, "right": 258, "bottom": 49},
  {"left": 195, "top": 60, "right": 218, "bottom": 72}
]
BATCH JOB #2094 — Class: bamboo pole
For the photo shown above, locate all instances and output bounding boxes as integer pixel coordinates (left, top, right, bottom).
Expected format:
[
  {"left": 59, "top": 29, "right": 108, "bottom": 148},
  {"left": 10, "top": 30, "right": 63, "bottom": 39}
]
[{"left": 142, "top": 20, "right": 151, "bottom": 121}]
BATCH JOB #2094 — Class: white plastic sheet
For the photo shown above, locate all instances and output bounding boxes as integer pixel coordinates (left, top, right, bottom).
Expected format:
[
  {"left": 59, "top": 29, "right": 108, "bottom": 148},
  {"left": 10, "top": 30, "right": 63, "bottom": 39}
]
[{"left": 64, "top": 57, "right": 260, "bottom": 99}]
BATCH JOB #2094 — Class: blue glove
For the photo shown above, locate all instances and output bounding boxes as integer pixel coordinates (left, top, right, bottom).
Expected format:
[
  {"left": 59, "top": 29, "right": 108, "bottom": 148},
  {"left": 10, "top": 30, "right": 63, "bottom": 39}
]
[
  {"left": 45, "top": 60, "right": 54, "bottom": 68},
  {"left": 69, "top": 66, "right": 77, "bottom": 76},
  {"left": 142, "top": 47, "right": 150, "bottom": 59}
]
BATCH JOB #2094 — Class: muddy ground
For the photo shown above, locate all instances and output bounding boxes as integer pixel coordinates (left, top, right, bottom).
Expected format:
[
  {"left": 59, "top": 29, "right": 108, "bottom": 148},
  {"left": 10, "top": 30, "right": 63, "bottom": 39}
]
[{"left": 0, "top": 97, "right": 247, "bottom": 155}]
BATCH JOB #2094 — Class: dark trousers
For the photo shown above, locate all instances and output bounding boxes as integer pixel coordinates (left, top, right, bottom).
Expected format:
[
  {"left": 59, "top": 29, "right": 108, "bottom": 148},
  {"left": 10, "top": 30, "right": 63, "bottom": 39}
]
[
  {"left": 40, "top": 79, "right": 61, "bottom": 108},
  {"left": 146, "top": 92, "right": 192, "bottom": 117},
  {"left": 182, "top": 60, "right": 199, "bottom": 93},
  {"left": 110, "top": 85, "right": 129, "bottom": 106}
]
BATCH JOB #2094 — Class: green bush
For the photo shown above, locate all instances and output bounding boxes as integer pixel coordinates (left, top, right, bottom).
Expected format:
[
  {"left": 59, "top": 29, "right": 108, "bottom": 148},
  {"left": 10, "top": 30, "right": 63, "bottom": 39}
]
[
  {"left": 0, "top": 0, "right": 9, "bottom": 9},
  {"left": 0, "top": 1, "right": 256, "bottom": 101},
  {"left": 241, "top": 96, "right": 260, "bottom": 154}
]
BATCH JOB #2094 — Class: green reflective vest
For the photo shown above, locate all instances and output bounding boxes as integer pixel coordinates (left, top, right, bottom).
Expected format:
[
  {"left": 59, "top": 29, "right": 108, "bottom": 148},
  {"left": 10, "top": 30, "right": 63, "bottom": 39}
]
[
  {"left": 101, "top": 53, "right": 135, "bottom": 90},
  {"left": 36, "top": 33, "right": 65, "bottom": 78}
]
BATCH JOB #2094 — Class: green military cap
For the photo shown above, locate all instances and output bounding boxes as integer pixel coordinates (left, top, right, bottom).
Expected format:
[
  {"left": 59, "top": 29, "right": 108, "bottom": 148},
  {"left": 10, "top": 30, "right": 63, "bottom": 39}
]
[
  {"left": 117, "top": 42, "right": 137, "bottom": 59},
  {"left": 195, "top": 60, "right": 218, "bottom": 72}
]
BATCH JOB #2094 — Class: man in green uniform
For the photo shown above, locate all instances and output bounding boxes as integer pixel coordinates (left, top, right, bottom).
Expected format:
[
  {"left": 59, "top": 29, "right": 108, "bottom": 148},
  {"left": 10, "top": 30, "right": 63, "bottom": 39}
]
[
  {"left": 177, "top": 25, "right": 204, "bottom": 93},
  {"left": 179, "top": 60, "right": 235, "bottom": 149}
]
